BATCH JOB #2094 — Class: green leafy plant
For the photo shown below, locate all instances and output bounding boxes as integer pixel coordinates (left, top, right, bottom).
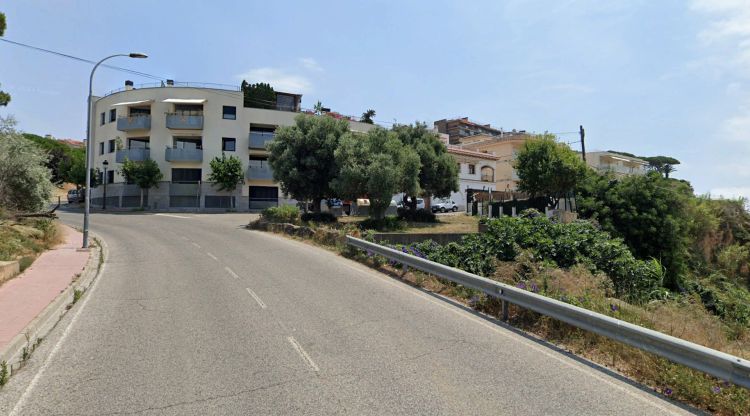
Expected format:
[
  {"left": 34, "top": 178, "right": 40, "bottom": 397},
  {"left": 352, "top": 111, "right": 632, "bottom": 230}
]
[
  {"left": 120, "top": 158, "right": 163, "bottom": 209},
  {"left": 260, "top": 205, "right": 300, "bottom": 224},
  {"left": 208, "top": 153, "right": 243, "bottom": 208},
  {"left": 301, "top": 212, "right": 337, "bottom": 223},
  {"left": 241, "top": 81, "right": 276, "bottom": 109},
  {"left": 0, "top": 117, "right": 53, "bottom": 212}
]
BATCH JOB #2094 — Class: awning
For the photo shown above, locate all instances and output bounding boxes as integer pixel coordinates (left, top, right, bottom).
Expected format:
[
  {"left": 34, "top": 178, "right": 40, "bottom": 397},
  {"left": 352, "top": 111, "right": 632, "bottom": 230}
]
[
  {"left": 162, "top": 98, "right": 206, "bottom": 104},
  {"left": 111, "top": 99, "right": 153, "bottom": 106}
]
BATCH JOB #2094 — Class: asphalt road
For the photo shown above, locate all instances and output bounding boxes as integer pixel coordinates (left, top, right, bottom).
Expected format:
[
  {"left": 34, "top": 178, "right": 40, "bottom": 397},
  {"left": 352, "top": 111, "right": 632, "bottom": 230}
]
[{"left": 0, "top": 211, "right": 700, "bottom": 415}]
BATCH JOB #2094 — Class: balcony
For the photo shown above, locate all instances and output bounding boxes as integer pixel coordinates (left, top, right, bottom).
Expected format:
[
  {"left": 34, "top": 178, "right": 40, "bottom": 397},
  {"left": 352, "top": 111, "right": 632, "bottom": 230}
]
[
  {"left": 117, "top": 115, "right": 151, "bottom": 131},
  {"left": 115, "top": 148, "right": 150, "bottom": 163},
  {"left": 249, "top": 131, "right": 275, "bottom": 149},
  {"left": 246, "top": 165, "right": 274, "bottom": 180},
  {"left": 166, "top": 112, "right": 204, "bottom": 129},
  {"left": 165, "top": 147, "right": 203, "bottom": 162}
]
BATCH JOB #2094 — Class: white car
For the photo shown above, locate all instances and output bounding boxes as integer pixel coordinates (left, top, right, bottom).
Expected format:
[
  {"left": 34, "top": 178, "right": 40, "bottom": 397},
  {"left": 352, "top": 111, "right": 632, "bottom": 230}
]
[{"left": 432, "top": 198, "right": 459, "bottom": 213}]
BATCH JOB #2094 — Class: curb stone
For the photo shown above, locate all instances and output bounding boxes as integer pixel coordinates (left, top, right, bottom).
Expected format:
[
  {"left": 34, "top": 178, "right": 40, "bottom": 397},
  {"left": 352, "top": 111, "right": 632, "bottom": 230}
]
[{"left": 0, "top": 233, "right": 107, "bottom": 377}]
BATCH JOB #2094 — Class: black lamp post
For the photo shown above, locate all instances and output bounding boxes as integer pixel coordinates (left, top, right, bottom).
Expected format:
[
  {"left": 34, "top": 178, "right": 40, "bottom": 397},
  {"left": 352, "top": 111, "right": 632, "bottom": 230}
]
[{"left": 102, "top": 159, "right": 109, "bottom": 210}]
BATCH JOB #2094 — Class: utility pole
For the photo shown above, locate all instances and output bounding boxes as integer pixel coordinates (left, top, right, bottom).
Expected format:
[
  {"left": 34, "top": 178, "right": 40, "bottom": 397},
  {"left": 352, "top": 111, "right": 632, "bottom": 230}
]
[{"left": 579, "top": 125, "right": 586, "bottom": 162}]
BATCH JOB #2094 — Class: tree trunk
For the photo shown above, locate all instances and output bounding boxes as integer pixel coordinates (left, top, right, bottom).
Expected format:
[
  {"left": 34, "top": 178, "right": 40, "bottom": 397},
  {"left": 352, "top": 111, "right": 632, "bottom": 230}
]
[
  {"left": 140, "top": 188, "right": 144, "bottom": 209},
  {"left": 407, "top": 195, "right": 418, "bottom": 212},
  {"left": 312, "top": 197, "right": 323, "bottom": 213}
]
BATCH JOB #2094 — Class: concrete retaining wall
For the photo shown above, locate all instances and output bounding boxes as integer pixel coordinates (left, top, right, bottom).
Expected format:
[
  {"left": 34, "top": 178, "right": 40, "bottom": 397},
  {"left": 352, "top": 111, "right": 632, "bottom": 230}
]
[{"left": 0, "top": 260, "right": 20, "bottom": 285}]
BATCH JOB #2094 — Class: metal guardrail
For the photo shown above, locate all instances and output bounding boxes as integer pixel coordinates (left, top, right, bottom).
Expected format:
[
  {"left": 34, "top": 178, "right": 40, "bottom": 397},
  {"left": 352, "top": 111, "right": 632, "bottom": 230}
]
[{"left": 346, "top": 236, "right": 750, "bottom": 389}]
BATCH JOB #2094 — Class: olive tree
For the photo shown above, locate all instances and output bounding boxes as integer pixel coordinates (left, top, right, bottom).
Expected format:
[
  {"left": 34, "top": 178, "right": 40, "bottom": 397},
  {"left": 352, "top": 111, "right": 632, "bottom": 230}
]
[
  {"left": 332, "top": 127, "right": 420, "bottom": 219},
  {"left": 0, "top": 117, "right": 52, "bottom": 211},
  {"left": 208, "top": 153, "right": 244, "bottom": 208},
  {"left": 268, "top": 114, "right": 350, "bottom": 212},
  {"left": 120, "top": 159, "right": 163, "bottom": 208}
]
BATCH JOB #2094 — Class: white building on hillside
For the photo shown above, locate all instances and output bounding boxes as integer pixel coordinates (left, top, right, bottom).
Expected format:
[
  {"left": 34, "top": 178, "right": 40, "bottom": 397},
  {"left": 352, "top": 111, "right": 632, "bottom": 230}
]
[
  {"left": 89, "top": 81, "right": 375, "bottom": 211},
  {"left": 585, "top": 151, "right": 649, "bottom": 177}
]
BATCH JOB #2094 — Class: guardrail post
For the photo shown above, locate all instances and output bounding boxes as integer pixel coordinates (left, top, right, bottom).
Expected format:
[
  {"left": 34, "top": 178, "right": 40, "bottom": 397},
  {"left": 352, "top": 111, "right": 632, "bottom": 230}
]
[{"left": 502, "top": 300, "right": 509, "bottom": 322}]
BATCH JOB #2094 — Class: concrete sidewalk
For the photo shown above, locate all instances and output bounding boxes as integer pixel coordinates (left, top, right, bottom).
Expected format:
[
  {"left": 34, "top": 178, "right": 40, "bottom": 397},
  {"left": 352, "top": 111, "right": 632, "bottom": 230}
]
[{"left": 0, "top": 225, "right": 90, "bottom": 351}]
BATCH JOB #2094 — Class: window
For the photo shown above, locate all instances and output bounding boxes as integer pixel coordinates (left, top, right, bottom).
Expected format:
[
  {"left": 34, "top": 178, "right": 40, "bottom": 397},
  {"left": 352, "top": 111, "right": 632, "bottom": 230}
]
[
  {"left": 109, "top": 109, "right": 116, "bottom": 122},
  {"left": 222, "top": 106, "right": 236, "bottom": 120},
  {"left": 107, "top": 170, "right": 114, "bottom": 184},
  {"left": 108, "top": 139, "right": 115, "bottom": 153},
  {"left": 128, "top": 137, "right": 150, "bottom": 149},
  {"left": 276, "top": 94, "right": 296, "bottom": 111},
  {"left": 99, "top": 142, "right": 104, "bottom": 155},
  {"left": 222, "top": 137, "right": 236, "bottom": 151},
  {"left": 100, "top": 112, "right": 105, "bottom": 126},
  {"left": 468, "top": 164, "right": 476, "bottom": 174},
  {"left": 171, "top": 168, "right": 202, "bottom": 183},
  {"left": 173, "top": 137, "right": 202, "bottom": 149},
  {"left": 249, "top": 155, "right": 268, "bottom": 167}
]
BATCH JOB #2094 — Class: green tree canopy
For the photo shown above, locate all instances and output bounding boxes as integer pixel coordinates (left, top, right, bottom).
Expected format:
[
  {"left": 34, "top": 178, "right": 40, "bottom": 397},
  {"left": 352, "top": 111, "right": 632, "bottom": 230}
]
[
  {"left": 576, "top": 171, "right": 692, "bottom": 289},
  {"left": 514, "top": 135, "right": 588, "bottom": 208},
  {"left": 120, "top": 159, "right": 163, "bottom": 208},
  {"left": 392, "top": 123, "right": 458, "bottom": 210},
  {"left": 208, "top": 153, "right": 243, "bottom": 208},
  {"left": 361, "top": 109, "right": 376, "bottom": 124},
  {"left": 642, "top": 155, "right": 680, "bottom": 178},
  {"left": 241, "top": 81, "right": 276, "bottom": 109},
  {"left": 332, "top": 127, "right": 421, "bottom": 219},
  {"left": 22, "top": 133, "right": 74, "bottom": 184},
  {"left": 267, "top": 114, "right": 350, "bottom": 211},
  {"left": 59, "top": 148, "right": 87, "bottom": 188},
  {"left": 0, "top": 117, "right": 52, "bottom": 211}
]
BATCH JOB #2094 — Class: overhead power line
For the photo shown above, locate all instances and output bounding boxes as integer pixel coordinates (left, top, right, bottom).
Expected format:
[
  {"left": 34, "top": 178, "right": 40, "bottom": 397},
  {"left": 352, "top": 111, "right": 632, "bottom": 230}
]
[{"left": 0, "top": 38, "right": 166, "bottom": 81}]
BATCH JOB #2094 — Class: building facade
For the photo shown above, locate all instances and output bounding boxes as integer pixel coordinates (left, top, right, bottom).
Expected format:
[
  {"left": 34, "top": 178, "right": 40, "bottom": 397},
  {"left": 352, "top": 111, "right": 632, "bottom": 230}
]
[
  {"left": 444, "top": 145, "right": 498, "bottom": 210},
  {"left": 89, "top": 81, "right": 375, "bottom": 211},
  {"left": 584, "top": 151, "right": 648, "bottom": 177},
  {"left": 458, "top": 133, "right": 533, "bottom": 191},
  {"left": 434, "top": 117, "right": 527, "bottom": 145}
]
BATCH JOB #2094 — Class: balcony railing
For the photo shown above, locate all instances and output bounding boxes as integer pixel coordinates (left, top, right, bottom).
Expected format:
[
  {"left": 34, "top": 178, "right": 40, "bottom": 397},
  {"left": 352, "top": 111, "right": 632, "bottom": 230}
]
[
  {"left": 166, "top": 112, "right": 204, "bottom": 129},
  {"left": 165, "top": 147, "right": 203, "bottom": 162},
  {"left": 115, "top": 148, "right": 150, "bottom": 163},
  {"left": 117, "top": 115, "right": 151, "bottom": 131},
  {"left": 249, "top": 131, "right": 275, "bottom": 149},
  {"left": 246, "top": 165, "right": 274, "bottom": 180}
]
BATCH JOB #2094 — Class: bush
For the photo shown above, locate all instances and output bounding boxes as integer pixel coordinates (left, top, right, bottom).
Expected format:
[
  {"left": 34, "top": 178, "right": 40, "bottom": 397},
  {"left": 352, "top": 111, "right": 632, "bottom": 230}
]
[
  {"left": 260, "top": 205, "right": 299, "bottom": 224},
  {"left": 359, "top": 215, "right": 406, "bottom": 231},
  {"left": 301, "top": 212, "right": 337, "bottom": 223},
  {"left": 397, "top": 208, "right": 437, "bottom": 223}
]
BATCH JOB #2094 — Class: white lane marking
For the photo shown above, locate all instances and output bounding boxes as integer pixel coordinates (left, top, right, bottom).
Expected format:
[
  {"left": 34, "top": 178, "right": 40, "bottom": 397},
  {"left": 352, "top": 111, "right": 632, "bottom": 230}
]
[
  {"left": 245, "top": 287, "right": 267, "bottom": 309},
  {"left": 191, "top": 242, "right": 201, "bottom": 249},
  {"left": 181, "top": 236, "right": 189, "bottom": 241},
  {"left": 206, "top": 252, "right": 218, "bottom": 261},
  {"left": 154, "top": 213, "right": 191, "bottom": 219},
  {"left": 9, "top": 238, "right": 110, "bottom": 416},
  {"left": 224, "top": 266, "right": 239, "bottom": 279},
  {"left": 287, "top": 336, "right": 319, "bottom": 372}
]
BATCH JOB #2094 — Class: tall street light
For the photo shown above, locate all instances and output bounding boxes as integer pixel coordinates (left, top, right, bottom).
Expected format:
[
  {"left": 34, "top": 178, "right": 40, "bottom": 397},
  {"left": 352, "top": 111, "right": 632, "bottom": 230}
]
[{"left": 82, "top": 52, "right": 148, "bottom": 249}]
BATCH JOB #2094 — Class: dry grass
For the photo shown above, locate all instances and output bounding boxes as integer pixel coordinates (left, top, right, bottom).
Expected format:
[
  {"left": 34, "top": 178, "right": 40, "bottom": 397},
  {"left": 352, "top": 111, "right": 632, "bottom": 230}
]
[{"left": 338, "top": 213, "right": 479, "bottom": 234}]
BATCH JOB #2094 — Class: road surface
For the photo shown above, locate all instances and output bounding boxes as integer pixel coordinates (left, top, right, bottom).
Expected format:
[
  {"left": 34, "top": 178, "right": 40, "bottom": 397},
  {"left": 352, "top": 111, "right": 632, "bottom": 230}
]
[{"left": 0, "top": 211, "right": 699, "bottom": 415}]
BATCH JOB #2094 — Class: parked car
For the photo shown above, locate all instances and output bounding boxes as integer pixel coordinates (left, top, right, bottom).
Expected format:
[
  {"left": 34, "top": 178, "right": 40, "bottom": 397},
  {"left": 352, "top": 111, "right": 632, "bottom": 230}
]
[
  {"left": 67, "top": 189, "right": 81, "bottom": 204},
  {"left": 398, "top": 197, "right": 425, "bottom": 210},
  {"left": 432, "top": 198, "right": 458, "bottom": 213}
]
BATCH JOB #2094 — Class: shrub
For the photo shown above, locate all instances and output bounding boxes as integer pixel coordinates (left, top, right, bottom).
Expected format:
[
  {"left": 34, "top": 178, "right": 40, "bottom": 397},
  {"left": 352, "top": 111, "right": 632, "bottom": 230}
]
[
  {"left": 359, "top": 216, "right": 406, "bottom": 231},
  {"left": 260, "top": 205, "right": 299, "bottom": 224},
  {"left": 301, "top": 212, "right": 337, "bottom": 223},
  {"left": 397, "top": 207, "right": 437, "bottom": 223}
]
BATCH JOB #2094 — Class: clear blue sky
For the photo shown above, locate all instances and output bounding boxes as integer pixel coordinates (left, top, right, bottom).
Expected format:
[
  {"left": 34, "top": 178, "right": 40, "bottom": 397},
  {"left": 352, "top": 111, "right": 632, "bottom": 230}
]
[{"left": 1, "top": 0, "right": 748, "bottom": 198}]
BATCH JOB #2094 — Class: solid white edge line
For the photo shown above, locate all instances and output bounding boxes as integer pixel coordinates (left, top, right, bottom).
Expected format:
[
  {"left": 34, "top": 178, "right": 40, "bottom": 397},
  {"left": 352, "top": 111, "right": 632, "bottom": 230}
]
[
  {"left": 191, "top": 242, "right": 201, "bottom": 248},
  {"left": 224, "top": 266, "right": 239, "bottom": 279},
  {"left": 9, "top": 237, "right": 110, "bottom": 416},
  {"left": 287, "top": 336, "right": 319, "bottom": 372},
  {"left": 154, "top": 213, "right": 190, "bottom": 219},
  {"left": 245, "top": 287, "right": 267, "bottom": 309},
  {"left": 206, "top": 252, "right": 218, "bottom": 261}
]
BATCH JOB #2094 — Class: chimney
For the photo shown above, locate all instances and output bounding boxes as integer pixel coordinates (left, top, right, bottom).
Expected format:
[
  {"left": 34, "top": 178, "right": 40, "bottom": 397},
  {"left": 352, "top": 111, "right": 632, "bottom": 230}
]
[
  {"left": 125, "top": 80, "right": 134, "bottom": 91},
  {"left": 166, "top": 79, "right": 174, "bottom": 86}
]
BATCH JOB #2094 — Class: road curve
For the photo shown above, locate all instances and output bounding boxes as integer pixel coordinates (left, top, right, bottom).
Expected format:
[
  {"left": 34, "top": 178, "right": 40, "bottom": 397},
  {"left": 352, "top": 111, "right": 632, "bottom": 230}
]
[{"left": 0, "top": 211, "right": 700, "bottom": 415}]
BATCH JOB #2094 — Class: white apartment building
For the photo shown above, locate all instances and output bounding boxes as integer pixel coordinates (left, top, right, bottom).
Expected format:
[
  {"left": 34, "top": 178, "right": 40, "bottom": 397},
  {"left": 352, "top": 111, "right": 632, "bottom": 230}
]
[
  {"left": 445, "top": 145, "right": 498, "bottom": 210},
  {"left": 89, "top": 81, "right": 375, "bottom": 211},
  {"left": 585, "top": 151, "right": 649, "bottom": 177}
]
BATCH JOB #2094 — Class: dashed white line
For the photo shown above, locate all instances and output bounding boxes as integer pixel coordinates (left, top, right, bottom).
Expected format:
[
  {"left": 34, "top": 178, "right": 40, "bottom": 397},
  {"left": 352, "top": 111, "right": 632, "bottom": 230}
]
[
  {"left": 245, "top": 287, "right": 267, "bottom": 309},
  {"left": 206, "top": 252, "right": 218, "bottom": 261},
  {"left": 287, "top": 336, "right": 319, "bottom": 372},
  {"left": 224, "top": 266, "right": 239, "bottom": 279},
  {"left": 191, "top": 242, "right": 201, "bottom": 248},
  {"left": 154, "top": 213, "right": 191, "bottom": 219}
]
